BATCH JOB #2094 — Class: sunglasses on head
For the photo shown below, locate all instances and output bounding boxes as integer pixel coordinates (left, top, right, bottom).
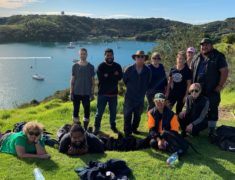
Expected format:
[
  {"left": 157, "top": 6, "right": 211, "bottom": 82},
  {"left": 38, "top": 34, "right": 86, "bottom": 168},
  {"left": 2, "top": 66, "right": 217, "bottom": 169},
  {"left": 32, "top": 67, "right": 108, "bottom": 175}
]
[
  {"left": 136, "top": 55, "right": 145, "bottom": 59},
  {"left": 190, "top": 89, "right": 199, "bottom": 93},
  {"left": 28, "top": 131, "right": 41, "bottom": 136},
  {"left": 154, "top": 99, "right": 165, "bottom": 103}
]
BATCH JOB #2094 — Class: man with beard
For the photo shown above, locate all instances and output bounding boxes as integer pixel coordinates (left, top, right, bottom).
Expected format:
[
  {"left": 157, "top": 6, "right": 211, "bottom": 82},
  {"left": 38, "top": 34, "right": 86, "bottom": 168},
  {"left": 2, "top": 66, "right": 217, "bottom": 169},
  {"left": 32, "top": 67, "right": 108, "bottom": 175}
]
[
  {"left": 191, "top": 38, "right": 229, "bottom": 142},
  {"left": 94, "top": 48, "right": 123, "bottom": 134}
]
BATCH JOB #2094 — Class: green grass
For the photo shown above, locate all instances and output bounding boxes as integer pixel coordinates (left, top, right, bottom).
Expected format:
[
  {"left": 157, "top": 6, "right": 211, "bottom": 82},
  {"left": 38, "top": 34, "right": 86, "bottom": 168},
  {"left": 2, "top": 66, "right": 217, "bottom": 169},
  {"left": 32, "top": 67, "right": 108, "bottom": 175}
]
[{"left": 0, "top": 96, "right": 235, "bottom": 180}]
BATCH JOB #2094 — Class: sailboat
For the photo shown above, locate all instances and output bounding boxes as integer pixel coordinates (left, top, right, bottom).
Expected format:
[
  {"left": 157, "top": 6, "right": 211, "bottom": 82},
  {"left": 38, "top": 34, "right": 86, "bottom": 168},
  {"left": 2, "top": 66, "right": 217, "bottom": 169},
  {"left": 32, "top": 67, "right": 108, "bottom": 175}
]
[
  {"left": 67, "top": 42, "right": 75, "bottom": 49},
  {"left": 32, "top": 58, "right": 44, "bottom": 81}
]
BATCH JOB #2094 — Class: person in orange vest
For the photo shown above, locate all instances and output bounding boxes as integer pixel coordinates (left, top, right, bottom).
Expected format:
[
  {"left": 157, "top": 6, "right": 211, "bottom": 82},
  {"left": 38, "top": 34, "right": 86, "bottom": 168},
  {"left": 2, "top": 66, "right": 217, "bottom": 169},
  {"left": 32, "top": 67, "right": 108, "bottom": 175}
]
[{"left": 147, "top": 93, "right": 180, "bottom": 150}]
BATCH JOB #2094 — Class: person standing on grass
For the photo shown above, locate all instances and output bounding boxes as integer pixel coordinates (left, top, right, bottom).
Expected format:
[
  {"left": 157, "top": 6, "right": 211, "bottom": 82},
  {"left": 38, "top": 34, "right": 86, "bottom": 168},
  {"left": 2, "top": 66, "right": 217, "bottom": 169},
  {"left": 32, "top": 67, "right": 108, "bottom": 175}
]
[
  {"left": 146, "top": 52, "right": 167, "bottom": 111},
  {"left": 123, "top": 50, "right": 151, "bottom": 137},
  {"left": 178, "top": 83, "right": 209, "bottom": 137},
  {"left": 166, "top": 51, "right": 192, "bottom": 114},
  {"left": 186, "top": 47, "right": 196, "bottom": 68},
  {"left": 94, "top": 48, "right": 123, "bottom": 135},
  {"left": 191, "top": 38, "right": 228, "bottom": 142},
  {"left": 70, "top": 48, "right": 95, "bottom": 130},
  {"left": 0, "top": 121, "right": 50, "bottom": 159}
]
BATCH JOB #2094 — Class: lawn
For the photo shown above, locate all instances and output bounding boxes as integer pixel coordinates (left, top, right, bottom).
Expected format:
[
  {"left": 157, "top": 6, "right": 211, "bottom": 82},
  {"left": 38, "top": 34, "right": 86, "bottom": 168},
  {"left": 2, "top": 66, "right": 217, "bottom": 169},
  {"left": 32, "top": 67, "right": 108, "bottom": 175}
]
[{"left": 0, "top": 96, "right": 235, "bottom": 180}]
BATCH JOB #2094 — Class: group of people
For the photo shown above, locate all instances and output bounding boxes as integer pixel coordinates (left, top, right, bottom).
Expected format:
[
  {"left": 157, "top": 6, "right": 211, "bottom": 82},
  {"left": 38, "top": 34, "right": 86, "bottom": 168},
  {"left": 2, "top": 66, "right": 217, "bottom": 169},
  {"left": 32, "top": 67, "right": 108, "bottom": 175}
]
[{"left": 0, "top": 37, "right": 229, "bottom": 158}]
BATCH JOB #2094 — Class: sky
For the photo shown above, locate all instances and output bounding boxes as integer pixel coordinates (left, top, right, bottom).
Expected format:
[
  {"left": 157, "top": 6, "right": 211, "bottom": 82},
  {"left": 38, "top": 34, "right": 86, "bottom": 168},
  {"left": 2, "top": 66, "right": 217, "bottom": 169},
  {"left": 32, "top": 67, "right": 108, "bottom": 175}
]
[{"left": 0, "top": 0, "right": 234, "bottom": 24}]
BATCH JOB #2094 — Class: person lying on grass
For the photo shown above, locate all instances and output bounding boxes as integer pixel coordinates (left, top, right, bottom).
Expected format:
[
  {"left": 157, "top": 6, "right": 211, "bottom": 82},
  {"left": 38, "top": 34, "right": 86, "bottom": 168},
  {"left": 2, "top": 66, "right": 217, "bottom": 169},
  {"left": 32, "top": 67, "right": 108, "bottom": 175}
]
[
  {"left": 147, "top": 93, "right": 180, "bottom": 151},
  {"left": 59, "top": 124, "right": 104, "bottom": 155},
  {"left": 0, "top": 121, "right": 50, "bottom": 159}
]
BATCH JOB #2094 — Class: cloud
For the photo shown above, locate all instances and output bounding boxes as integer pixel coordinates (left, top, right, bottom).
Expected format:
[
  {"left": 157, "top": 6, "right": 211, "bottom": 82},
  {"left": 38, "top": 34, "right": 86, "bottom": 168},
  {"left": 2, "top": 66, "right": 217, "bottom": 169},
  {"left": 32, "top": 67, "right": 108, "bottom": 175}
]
[{"left": 0, "top": 0, "right": 40, "bottom": 9}]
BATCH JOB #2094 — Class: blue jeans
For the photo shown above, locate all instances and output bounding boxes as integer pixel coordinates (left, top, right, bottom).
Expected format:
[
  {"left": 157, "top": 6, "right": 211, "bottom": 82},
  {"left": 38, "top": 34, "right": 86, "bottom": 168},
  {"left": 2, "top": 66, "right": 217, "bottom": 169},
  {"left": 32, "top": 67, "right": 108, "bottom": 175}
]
[{"left": 94, "top": 95, "right": 117, "bottom": 130}]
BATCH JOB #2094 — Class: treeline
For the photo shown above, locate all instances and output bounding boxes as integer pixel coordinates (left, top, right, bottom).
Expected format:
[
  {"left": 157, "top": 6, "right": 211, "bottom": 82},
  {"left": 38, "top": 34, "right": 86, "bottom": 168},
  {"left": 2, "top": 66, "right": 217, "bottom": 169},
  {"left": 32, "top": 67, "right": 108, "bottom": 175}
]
[{"left": 0, "top": 15, "right": 190, "bottom": 43}]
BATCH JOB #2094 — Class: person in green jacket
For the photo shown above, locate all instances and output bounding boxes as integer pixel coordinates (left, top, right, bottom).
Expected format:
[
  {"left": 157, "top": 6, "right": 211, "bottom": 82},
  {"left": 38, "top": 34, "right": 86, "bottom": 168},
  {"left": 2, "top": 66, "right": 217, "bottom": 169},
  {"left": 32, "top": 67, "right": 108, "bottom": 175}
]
[{"left": 0, "top": 121, "right": 50, "bottom": 159}]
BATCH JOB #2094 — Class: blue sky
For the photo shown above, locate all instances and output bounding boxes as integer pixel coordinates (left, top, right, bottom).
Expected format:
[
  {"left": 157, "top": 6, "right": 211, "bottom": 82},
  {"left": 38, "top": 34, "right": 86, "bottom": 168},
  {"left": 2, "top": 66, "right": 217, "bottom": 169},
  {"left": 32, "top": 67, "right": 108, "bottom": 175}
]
[{"left": 0, "top": 0, "right": 234, "bottom": 24}]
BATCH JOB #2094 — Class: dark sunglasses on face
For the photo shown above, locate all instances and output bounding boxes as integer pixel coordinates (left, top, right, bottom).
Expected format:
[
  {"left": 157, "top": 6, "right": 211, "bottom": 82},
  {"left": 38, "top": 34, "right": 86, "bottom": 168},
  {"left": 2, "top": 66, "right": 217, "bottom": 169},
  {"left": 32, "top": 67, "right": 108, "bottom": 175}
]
[
  {"left": 154, "top": 99, "right": 165, "bottom": 103},
  {"left": 190, "top": 89, "right": 199, "bottom": 94},
  {"left": 136, "top": 55, "right": 145, "bottom": 59},
  {"left": 28, "top": 131, "right": 41, "bottom": 136},
  {"left": 152, "top": 57, "right": 161, "bottom": 60}
]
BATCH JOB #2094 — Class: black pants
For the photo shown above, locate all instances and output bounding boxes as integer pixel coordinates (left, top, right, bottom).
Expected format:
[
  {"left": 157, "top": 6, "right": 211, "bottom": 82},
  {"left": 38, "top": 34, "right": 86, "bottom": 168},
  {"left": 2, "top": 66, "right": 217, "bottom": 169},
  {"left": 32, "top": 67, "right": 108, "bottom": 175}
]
[
  {"left": 124, "top": 99, "right": 144, "bottom": 136},
  {"left": 179, "top": 116, "right": 208, "bottom": 136},
  {"left": 73, "top": 95, "right": 90, "bottom": 119},
  {"left": 207, "top": 92, "right": 221, "bottom": 122},
  {"left": 168, "top": 92, "right": 185, "bottom": 114}
]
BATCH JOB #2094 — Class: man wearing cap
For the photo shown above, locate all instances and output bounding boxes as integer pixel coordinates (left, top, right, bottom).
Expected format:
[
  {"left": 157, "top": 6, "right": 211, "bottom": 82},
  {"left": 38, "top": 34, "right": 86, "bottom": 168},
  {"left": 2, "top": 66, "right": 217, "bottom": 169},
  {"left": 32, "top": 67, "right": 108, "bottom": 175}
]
[
  {"left": 186, "top": 47, "right": 196, "bottom": 68},
  {"left": 191, "top": 38, "right": 229, "bottom": 142},
  {"left": 94, "top": 48, "right": 123, "bottom": 134},
  {"left": 147, "top": 93, "right": 180, "bottom": 150},
  {"left": 123, "top": 50, "right": 151, "bottom": 137}
]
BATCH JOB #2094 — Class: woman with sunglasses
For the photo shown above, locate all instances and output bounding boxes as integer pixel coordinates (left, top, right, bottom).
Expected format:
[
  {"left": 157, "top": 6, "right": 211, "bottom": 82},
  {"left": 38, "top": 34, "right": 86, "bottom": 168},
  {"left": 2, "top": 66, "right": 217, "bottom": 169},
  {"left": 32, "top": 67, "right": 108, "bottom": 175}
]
[
  {"left": 0, "top": 121, "right": 50, "bottom": 159},
  {"left": 178, "top": 83, "right": 209, "bottom": 136},
  {"left": 146, "top": 52, "right": 167, "bottom": 110},
  {"left": 166, "top": 51, "right": 192, "bottom": 114}
]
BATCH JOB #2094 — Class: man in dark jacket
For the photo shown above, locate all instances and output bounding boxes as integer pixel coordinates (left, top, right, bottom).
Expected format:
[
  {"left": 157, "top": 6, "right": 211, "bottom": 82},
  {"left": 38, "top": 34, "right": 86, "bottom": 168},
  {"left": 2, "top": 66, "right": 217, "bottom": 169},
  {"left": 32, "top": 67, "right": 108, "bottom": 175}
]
[
  {"left": 123, "top": 50, "right": 151, "bottom": 137},
  {"left": 191, "top": 38, "right": 228, "bottom": 141},
  {"left": 94, "top": 48, "right": 123, "bottom": 134}
]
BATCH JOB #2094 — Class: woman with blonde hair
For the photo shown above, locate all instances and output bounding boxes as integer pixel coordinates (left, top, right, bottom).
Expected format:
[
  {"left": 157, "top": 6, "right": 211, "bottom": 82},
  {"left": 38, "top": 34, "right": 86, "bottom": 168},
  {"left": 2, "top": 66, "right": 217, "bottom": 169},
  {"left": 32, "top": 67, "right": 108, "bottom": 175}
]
[{"left": 0, "top": 121, "right": 50, "bottom": 159}]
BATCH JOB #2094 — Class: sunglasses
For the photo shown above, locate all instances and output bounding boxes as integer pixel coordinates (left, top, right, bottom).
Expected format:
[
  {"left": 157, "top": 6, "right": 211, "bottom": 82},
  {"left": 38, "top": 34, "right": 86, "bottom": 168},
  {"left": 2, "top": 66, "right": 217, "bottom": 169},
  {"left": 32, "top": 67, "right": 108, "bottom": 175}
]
[
  {"left": 28, "top": 131, "right": 41, "bottom": 136},
  {"left": 136, "top": 55, "right": 145, "bottom": 59},
  {"left": 154, "top": 99, "right": 165, "bottom": 103},
  {"left": 190, "top": 89, "right": 199, "bottom": 94},
  {"left": 152, "top": 57, "right": 161, "bottom": 60}
]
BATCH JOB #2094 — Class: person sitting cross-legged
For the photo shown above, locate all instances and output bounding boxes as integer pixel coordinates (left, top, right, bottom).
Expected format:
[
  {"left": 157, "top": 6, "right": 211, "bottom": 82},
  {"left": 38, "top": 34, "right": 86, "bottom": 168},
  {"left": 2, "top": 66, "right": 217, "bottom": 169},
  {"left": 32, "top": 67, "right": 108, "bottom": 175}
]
[
  {"left": 147, "top": 93, "right": 180, "bottom": 151},
  {"left": 178, "top": 83, "right": 209, "bottom": 137}
]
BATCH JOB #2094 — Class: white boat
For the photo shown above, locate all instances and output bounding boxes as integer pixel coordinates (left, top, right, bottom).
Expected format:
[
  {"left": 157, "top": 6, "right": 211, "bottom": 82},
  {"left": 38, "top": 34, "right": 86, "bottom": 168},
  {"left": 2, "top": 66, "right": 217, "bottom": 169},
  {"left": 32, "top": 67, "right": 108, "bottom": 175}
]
[
  {"left": 67, "top": 42, "right": 75, "bottom": 49},
  {"left": 32, "top": 74, "right": 44, "bottom": 81}
]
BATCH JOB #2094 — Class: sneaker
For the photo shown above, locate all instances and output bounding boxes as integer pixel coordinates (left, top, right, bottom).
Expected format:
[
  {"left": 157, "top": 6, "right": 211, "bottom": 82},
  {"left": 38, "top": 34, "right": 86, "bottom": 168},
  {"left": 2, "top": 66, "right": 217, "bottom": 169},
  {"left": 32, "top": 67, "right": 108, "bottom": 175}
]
[
  {"left": 111, "top": 127, "right": 119, "bottom": 134},
  {"left": 73, "top": 116, "right": 81, "bottom": 124}
]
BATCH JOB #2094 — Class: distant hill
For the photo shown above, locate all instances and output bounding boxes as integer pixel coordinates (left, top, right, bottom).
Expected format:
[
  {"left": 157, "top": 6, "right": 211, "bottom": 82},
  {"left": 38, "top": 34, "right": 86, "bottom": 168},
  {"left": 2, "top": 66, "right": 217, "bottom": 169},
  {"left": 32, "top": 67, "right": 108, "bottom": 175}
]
[{"left": 0, "top": 15, "right": 235, "bottom": 43}]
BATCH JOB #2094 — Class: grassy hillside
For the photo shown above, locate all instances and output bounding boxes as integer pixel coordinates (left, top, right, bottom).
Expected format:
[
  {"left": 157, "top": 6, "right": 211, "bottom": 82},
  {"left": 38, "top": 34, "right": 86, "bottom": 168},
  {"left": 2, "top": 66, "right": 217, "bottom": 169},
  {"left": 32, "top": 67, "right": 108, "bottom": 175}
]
[{"left": 0, "top": 95, "right": 235, "bottom": 180}]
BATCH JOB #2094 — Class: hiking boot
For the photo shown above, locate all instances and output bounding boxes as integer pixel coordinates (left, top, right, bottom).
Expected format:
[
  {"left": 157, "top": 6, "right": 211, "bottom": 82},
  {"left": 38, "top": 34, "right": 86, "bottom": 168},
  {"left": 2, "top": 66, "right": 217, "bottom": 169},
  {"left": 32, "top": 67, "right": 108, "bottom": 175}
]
[
  {"left": 132, "top": 129, "right": 141, "bottom": 135},
  {"left": 83, "top": 118, "right": 89, "bottom": 130},
  {"left": 93, "top": 128, "right": 100, "bottom": 135},
  {"left": 111, "top": 127, "right": 119, "bottom": 134}
]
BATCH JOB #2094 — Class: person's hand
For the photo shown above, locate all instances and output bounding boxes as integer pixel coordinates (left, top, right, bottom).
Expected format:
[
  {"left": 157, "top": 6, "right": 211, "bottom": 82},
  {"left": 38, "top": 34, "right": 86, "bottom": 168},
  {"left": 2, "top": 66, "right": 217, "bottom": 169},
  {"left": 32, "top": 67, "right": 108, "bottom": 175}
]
[
  {"left": 90, "top": 94, "right": 95, "bottom": 101},
  {"left": 157, "top": 139, "right": 167, "bottom": 150},
  {"left": 69, "top": 93, "right": 74, "bottom": 101},
  {"left": 183, "top": 95, "right": 187, "bottom": 103},
  {"left": 35, "top": 134, "right": 41, "bottom": 144},
  {"left": 215, "top": 85, "right": 223, "bottom": 93},
  {"left": 104, "top": 73, "right": 108, "bottom": 78},
  {"left": 186, "top": 123, "right": 193, "bottom": 133},
  {"left": 114, "top": 71, "right": 119, "bottom": 76},
  {"left": 179, "top": 111, "right": 186, "bottom": 119},
  {"left": 39, "top": 154, "right": 51, "bottom": 159}
]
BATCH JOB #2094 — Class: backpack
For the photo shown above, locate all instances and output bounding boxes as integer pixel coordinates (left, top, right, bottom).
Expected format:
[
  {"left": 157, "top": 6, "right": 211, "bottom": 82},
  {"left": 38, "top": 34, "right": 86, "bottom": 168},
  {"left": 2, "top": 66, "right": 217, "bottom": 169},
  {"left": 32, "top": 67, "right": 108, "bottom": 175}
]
[
  {"left": 57, "top": 124, "right": 72, "bottom": 142},
  {"left": 161, "top": 130, "right": 199, "bottom": 157},
  {"left": 215, "top": 125, "right": 235, "bottom": 152},
  {"left": 75, "top": 159, "right": 132, "bottom": 180},
  {"left": 13, "top": 121, "right": 59, "bottom": 148}
]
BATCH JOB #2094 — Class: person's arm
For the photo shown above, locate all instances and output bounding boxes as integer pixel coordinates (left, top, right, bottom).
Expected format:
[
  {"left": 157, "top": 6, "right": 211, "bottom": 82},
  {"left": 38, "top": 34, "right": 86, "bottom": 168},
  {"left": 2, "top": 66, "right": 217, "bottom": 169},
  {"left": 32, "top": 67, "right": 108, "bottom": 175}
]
[
  {"left": 191, "top": 99, "right": 209, "bottom": 126},
  {"left": 123, "top": 66, "right": 130, "bottom": 85},
  {"left": 184, "top": 79, "right": 191, "bottom": 102},
  {"left": 165, "top": 76, "right": 172, "bottom": 98},
  {"left": 170, "top": 115, "right": 180, "bottom": 133},
  {"left": 70, "top": 65, "right": 76, "bottom": 95},
  {"left": 215, "top": 67, "right": 229, "bottom": 92},
  {"left": 97, "top": 64, "right": 106, "bottom": 82},
  {"left": 115, "top": 64, "right": 123, "bottom": 81},
  {"left": 86, "top": 134, "right": 104, "bottom": 153},
  {"left": 15, "top": 146, "right": 50, "bottom": 159}
]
